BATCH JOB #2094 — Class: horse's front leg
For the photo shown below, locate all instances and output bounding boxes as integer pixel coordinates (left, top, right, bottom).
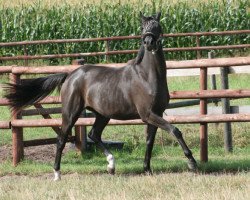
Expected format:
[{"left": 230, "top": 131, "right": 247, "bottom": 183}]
[
  {"left": 144, "top": 124, "right": 158, "bottom": 174},
  {"left": 141, "top": 112, "right": 197, "bottom": 171}
]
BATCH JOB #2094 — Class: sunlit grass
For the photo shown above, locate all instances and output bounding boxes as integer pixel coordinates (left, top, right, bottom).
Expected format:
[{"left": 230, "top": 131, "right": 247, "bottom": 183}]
[{"left": 0, "top": 171, "right": 249, "bottom": 200}]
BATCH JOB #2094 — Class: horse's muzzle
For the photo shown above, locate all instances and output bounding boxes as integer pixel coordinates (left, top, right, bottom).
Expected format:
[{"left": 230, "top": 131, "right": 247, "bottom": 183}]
[
  {"left": 142, "top": 32, "right": 159, "bottom": 52},
  {"left": 143, "top": 35, "right": 157, "bottom": 51}
]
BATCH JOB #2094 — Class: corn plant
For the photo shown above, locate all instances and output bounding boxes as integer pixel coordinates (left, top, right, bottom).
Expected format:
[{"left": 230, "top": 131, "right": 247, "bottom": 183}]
[{"left": 0, "top": 0, "right": 249, "bottom": 64}]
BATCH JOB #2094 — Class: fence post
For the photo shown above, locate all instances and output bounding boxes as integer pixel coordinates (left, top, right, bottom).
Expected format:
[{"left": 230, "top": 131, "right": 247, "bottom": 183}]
[
  {"left": 10, "top": 73, "right": 24, "bottom": 166},
  {"left": 200, "top": 67, "right": 208, "bottom": 162},
  {"left": 75, "top": 110, "right": 87, "bottom": 153},
  {"left": 196, "top": 35, "right": 201, "bottom": 59},
  {"left": 220, "top": 66, "right": 233, "bottom": 152},
  {"left": 198, "top": 36, "right": 208, "bottom": 162},
  {"left": 104, "top": 40, "right": 110, "bottom": 63},
  {"left": 23, "top": 44, "right": 28, "bottom": 66}
]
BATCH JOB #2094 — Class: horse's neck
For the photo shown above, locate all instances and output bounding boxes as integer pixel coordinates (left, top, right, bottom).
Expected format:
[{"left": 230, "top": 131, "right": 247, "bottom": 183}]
[{"left": 142, "top": 46, "right": 166, "bottom": 81}]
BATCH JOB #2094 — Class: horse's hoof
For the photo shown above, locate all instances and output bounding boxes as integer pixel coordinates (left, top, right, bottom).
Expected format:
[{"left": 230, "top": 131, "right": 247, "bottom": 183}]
[
  {"left": 187, "top": 160, "right": 198, "bottom": 172},
  {"left": 53, "top": 170, "right": 61, "bottom": 181},
  {"left": 107, "top": 167, "right": 115, "bottom": 175},
  {"left": 145, "top": 171, "right": 153, "bottom": 176},
  {"left": 106, "top": 154, "right": 115, "bottom": 175},
  {"left": 144, "top": 168, "right": 153, "bottom": 175}
]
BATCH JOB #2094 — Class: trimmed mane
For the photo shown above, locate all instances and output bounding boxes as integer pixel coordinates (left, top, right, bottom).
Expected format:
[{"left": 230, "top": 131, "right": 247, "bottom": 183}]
[{"left": 134, "top": 44, "right": 145, "bottom": 65}]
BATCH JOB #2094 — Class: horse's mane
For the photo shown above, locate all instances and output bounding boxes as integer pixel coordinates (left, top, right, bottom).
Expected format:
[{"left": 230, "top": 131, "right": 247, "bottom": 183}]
[{"left": 134, "top": 44, "right": 145, "bottom": 65}]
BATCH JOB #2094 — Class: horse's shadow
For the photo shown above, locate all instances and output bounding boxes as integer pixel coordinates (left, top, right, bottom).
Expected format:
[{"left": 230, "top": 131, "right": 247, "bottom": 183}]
[
  {"left": 119, "top": 158, "right": 250, "bottom": 175},
  {"left": 61, "top": 147, "right": 250, "bottom": 175}
]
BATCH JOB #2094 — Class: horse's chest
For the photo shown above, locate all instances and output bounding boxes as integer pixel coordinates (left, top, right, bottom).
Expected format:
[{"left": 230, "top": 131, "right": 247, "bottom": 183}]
[{"left": 151, "top": 84, "right": 169, "bottom": 113}]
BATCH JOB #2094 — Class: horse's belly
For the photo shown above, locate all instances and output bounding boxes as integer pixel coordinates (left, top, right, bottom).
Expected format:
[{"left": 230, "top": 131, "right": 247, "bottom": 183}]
[
  {"left": 85, "top": 92, "right": 139, "bottom": 120},
  {"left": 101, "top": 101, "right": 139, "bottom": 120},
  {"left": 109, "top": 113, "right": 140, "bottom": 120}
]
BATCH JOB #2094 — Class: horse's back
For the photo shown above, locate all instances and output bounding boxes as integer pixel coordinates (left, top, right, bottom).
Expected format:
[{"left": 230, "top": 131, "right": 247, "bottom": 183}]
[{"left": 61, "top": 64, "right": 139, "bottom": 119}]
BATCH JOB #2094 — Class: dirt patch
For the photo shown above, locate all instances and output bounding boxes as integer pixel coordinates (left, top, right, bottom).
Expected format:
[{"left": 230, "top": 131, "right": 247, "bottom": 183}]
[
  {"left": 0, "top": 143, "right": 72, "bottom": 163},
  {"left": 0, "top": 145, "right": 12, "bottom": 162},
  {"left": 25, "top": 144, "right": 57, "bottom": 163}
]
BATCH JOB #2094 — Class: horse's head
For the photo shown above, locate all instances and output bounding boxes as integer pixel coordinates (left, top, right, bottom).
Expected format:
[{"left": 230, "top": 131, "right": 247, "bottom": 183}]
[
  {"left": 134, "top": 12, "right": 163, "bottom": 65},
  {"left": 140, "top": 12, "right": 162, "bottom": 52}
]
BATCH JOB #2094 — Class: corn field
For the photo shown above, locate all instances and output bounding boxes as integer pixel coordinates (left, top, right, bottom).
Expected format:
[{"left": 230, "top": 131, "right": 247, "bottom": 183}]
[{"left": 0, "top": 0, "right": 249, "bottom": 64}]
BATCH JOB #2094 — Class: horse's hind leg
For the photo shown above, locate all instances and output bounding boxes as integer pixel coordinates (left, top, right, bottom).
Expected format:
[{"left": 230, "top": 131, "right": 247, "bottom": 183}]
[
  {"left": 87, "top": 114, "right": 115, "bottom": 174},
  {"left": 53, "top": 90, "right": 84, "bottom": 181}
]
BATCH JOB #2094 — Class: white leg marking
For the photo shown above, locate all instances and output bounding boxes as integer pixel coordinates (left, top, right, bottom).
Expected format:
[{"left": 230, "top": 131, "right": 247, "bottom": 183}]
[
  {"left": 106, "top": 154, "right": 115, "bottom": 170},
  {"left": 53, "top": 170, "right": 61, "bottom": 181}
]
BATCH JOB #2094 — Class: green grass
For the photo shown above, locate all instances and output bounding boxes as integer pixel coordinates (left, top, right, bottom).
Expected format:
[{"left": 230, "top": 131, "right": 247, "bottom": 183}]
[
  {"left": 168, "top": 74, "right": 250, "bottom": 91},
  {"left": 169, "top": 73, "right": 250, "bottom": 106},
  {"left": 0, "top": 145, "right": 250, "bottom": 176}
]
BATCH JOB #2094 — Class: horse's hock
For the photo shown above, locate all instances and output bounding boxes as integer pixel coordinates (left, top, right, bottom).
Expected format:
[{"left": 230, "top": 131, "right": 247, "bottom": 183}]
[{"left": 0, "top": 56, "right": 250, "bottom": 166}]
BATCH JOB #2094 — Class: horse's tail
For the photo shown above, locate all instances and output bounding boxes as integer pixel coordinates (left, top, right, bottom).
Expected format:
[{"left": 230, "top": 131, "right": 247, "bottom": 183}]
[{"left": 4, "top": 73, "right": 68, "bottom": 113}]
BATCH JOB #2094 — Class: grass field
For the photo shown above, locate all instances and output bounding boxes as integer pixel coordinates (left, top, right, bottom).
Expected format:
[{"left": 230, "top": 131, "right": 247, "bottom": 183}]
[
  {"left": 0, "top": 0, "right": 250, "bottom": 198},
  {"left": 0, "top": 172, "right": 250, "bottom": 200}
]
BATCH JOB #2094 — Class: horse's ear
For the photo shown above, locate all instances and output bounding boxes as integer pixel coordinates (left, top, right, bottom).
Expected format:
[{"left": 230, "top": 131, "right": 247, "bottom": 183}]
[
  {"left": 155, "top": 12, "right": 161, "bottom": 21},
  {"left": 140, "top": 11, "right": 147, "bottom": 22}
]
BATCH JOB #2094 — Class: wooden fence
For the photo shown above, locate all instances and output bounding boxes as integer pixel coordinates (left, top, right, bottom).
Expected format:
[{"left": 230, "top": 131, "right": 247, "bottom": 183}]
[
  {"left": 0, "top": 30, "right": 250, "bottom": 166},
  {"left": 0, "top": 30, "right": 249, "bottom": 63},
  {"left": 0, "top": 57, "right": 250, "bottom": 166}
]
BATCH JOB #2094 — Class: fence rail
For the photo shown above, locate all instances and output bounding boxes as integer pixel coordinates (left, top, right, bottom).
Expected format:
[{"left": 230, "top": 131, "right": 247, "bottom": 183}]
[
  {"left": 5, "top": 57, "right": 249, "bottom": 74},
  {"left": 0, "top": 30, "right": 249, "bottom": 62},
  {"left": 1, "top": 44, "right": 249, "bottom": 61},
  {"left": 0, "top": 30, "right": 250, "bottom": 166},
  {"left": 0, "top": 121, "right": 10, "bottom": 129},
  {"left": 10, "top": 114, "right": 250, "bottom": 128},
  {"left": 1, "top": 30, "right": 249, "bottom": 47}
]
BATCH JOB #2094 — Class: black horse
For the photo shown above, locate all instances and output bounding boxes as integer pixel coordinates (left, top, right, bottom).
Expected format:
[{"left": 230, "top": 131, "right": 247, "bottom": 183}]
[{"left": 5, "top": 12, "right": 197, "bottom": 180}]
